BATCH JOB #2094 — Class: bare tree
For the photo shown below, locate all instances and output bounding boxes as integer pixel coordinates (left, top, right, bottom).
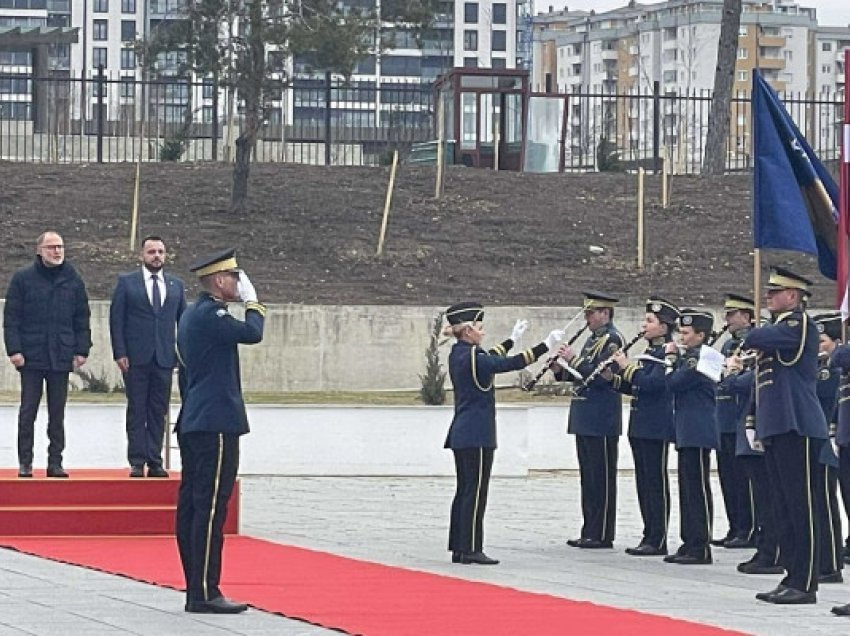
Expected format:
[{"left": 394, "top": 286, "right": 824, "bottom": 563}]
[{"left": 702, "top": 0, "right": 742, "bottom": 176}]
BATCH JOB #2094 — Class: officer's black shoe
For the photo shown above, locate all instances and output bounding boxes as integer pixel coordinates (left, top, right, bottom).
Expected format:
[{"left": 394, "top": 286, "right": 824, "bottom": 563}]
[
  {"left": 832, "top": 603, "right": 850, "bottom": 616},
  {"left": 819, "top": 571, "right": 844, "bottom": 584},
  {"left": 755, "top": 584, "right": 787, "bottom": 601},
  {"left": 46, "top": 465, "right": 68, "bottom": 478},
  {"left": 459, "top": 551, "right": 499, "bottom": 565},
  {"left": 129, "top": 466, "right": 145, "bottom": 478},
  {"left": 844, "top": 548, "right": 850, "bottom": 565},
  {"left": 723, "top": 536, "right": 755, "bottom": 549},
  {"left": 185, "top": 596, "right": 248, "bottom": 614},
  {"left": 671, "top": 554, "right": 712, "bottom": 565},
  {"left": 710, "top": 535, "right": 731, "bottom": 547},
  {"left": 625, "top": 544, "right": 667, "bottom": 556},
  {"left": 761, "top": 587, "right": 816, "bottom": 605},
  {"left": 737, "top": 560, "right": 784, "bottom": 575},
  {"left": 18, "top": 464, "right": 32, "bottom": 478},
  {"left": 451, "top": 551, "right": 461, "bottom": 563},
  {"left": 568, "top": 538, "right": 613, "bottom": 549},
  {"left": 147, "top": 466, "right": 169, "bottom": 478}
]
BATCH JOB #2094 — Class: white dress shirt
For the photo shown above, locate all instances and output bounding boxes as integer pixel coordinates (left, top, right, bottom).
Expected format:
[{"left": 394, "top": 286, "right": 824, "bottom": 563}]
[{"left": 144, "top": 268, "right": 167, "bottom": 306}]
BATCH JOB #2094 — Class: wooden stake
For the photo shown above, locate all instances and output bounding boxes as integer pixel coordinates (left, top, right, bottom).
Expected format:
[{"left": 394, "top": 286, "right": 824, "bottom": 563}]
[
  {"left": 637, "top": 167, "right": 645, "bottom": 269},
  {"left": 661, "top": 147, "right": 668, "bottom": 209},
  {"left": 435, "top": 96, "right": 445, "bottom": 199},
  {"left": 493, "top": 117, "right": 500, "bottom": 172},
  {"left": 377, "top": 150, "right": 399, "bottom": 256},
  {"left": 129, "top": 116, "right": 145, "bottom": 252}
]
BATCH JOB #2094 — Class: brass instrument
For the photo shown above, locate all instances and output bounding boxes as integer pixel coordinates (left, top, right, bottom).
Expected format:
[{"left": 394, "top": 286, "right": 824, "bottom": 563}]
[
  {"left": 522, "top": 324, "right": 588, "bottom": 391},
  {"left": 573, "top": 331, "right": 646, "bottom": 395}
]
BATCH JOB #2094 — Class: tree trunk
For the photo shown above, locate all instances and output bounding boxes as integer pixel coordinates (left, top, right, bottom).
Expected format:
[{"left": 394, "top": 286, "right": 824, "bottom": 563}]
[
  {"left": 702, "top": 0, "right": 742, "bottom": 176},
  {"left": 230, "top": 104, "right": 259, "bottom": 214}
]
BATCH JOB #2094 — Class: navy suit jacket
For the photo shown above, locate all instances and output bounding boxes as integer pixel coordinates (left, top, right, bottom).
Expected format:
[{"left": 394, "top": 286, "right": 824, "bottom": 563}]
[{"left": 109, "top": 269, "right": 186, "bottom": 369}]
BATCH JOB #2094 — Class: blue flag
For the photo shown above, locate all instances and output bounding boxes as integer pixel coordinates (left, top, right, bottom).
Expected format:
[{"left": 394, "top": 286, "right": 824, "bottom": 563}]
[{"left": 752, "top": 70, "right": 839, "bottom": 280}]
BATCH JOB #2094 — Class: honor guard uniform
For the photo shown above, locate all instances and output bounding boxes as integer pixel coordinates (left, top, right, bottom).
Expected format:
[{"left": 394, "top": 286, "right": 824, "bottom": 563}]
[
  {"left": 611, "top": 297, "right": 679, "bottom": 556},
  {"left": 813, "top": 313, "right": 844, "bottom": 584},
  {"left": 175, "top": 248, "right": 266, "bottom": 614},
  {"left": 556, "top": 291, "right": 623, "bottom": 549},
  {"left": 744, "top": 267, "right": 827, "bottom": 605},
  {"left": 713, "top": 294, "right": 756, "bottom": 549},
  {"left": 662, "top": 309, "right": 719, "bottom": 565},
  {"left": 834, "top": 325, "right": 850, "bottom": 569},
  {"left": 444, "top": 301, "right": 561, "bottom": 565}
]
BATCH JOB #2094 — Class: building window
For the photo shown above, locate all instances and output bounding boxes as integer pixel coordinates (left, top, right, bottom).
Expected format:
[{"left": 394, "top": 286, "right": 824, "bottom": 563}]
[
  {"left": 492, "top": 30, "right": 506, "bottom": 52},
  {"left": 463, "top": 29, "right": 478, "bottom": 51},
  {"left": 738, "top": 26, "right": 747, "bottom": 36},
  {"left": 784, "top": 50, "right": 793, "bottom": 61},
  {"left": 93, "top": 0, "right": 108, "bottom": 12},
  {"left": 737, "top": 47, "right": 747, "bottom": 59},
  {"left": 464, "top": 2, "right": 478, "bottom": 24},
  {"left": 93, "top": 19, "right": 108, "bottom": 41},
  {"left": 823, "top": 42, "right": 832, "bottom": 52},
  {"left": 491, "top": 57, "right": 506, "bottom": 69},
  {"left": 121, "top": 0, "right": 135, "bottom": 12},
  {"left": 492, "top": 3, "right": 506, "bottom": 24},
  {"left": 737, "top": 70, "right": 747, "bottom": 82},
  {"left": 463, "top": 57, "right": 478, "bottom": 68},
  {"left": 822, "top": 64, "right": 832, "bottom": 73},
  {"left": 120, "top": 76, "right": 135, "bottom": 98},
  {"left": 121, "top": 20, "right": 136, "bottom": 41},
  {"left": 120, "top": 48, "right": 136, "bottom": 69},
  {"left": 93, "top": 47, "right": 108, "bottom": 69},
  {"left": 202, "top": 79, "right": 214, "bottom": 99}
]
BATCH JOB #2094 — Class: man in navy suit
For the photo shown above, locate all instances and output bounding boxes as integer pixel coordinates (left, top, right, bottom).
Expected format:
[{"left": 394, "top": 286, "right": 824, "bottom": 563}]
[{"left": 110, "top": 236, "right": 186, "bottom": 477}]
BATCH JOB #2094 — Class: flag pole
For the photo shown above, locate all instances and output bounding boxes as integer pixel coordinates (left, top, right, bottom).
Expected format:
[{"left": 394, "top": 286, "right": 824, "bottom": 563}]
[
  {"left": 841, "top": 48, "right": 850, "bottom": 340},
  {"left": 754, "top": 248, "right": 762, "bottom": 321}
]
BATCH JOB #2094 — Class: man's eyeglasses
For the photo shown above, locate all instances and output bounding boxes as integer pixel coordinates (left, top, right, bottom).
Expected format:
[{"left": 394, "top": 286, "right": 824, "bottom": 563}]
[{"left": 40, "top": 245, "right": 64, "bottom": 250}]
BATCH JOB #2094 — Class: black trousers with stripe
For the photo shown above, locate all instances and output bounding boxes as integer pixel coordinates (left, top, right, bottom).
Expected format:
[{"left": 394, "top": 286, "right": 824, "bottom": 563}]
[
  {"left": 576, "top": 435, "right": 618, "bottom": 543},
  {"left": 676, "top": 447, "right": 713, "bottom": 558},
  {"left": 449, "top": 448, "right": 494, "bottom": 554},
  {"left": 629, "top": 437, "right": 670, "bottom": 550},
  {"left": 739, "top": 454, "right": 780, "bottom": 566},
  {"left": 716, "top": 431, "right": 754, "bottom": 542},
  {"left": 818, "top": 464, "right": 843, "bottom": 576},
  {"left": 764, "top": 432, "right": 822, "bottom": 594},
  {"left": 176, "top": 431, "right": 240, "bottom": 603}
]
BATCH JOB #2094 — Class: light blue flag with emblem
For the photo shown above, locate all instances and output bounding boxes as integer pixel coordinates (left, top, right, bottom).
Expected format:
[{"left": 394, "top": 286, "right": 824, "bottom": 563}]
[{"left": 752, "top": 70, "right": 839, "bottom": 280}]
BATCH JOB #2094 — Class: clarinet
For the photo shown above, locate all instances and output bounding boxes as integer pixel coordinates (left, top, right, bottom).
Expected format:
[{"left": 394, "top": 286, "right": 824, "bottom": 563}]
[
  {"left": 573, "top": 331, "right": 646, "bottom": 395},
  {"left": 522, "top": 324, "right": 589, "bottom": 392},
  {"left": 707, "top": 324, "right": 729, "bottom": 347}
]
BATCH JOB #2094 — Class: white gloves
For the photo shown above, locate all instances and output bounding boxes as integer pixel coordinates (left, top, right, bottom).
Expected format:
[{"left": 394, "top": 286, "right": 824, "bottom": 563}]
[
  {"left": 831, "top": 437, "right": 840, "bottom": 458},
  {"left": 544, "top": 329, "right": 566, "bottom": 351},
  {"left": 510, "top": 319, "right": 529, "bottom": 343},
  {"left": 745, "top": 428, "right": 764, "bottom": 452},
  {"left": 237, "top": 272, "right": 258, "bottom": 303}
]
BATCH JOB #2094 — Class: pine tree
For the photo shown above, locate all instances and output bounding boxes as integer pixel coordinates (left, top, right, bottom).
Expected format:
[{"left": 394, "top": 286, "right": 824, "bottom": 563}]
[{"left": 419, "top": 312, "right": 446, "bottom": 405}]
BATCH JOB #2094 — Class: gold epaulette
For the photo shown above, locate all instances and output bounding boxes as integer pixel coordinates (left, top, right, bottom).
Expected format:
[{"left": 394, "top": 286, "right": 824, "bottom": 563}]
[{"left": 246, "top": 301, "right": 267, "bottom": 317}]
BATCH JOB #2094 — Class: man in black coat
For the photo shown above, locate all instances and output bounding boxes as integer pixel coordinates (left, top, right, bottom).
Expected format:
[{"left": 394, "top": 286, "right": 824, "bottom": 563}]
[
  {"left": 3, "top": 231, "right": 92, "bottom": 478},
  {"left": 110, "top": 235, "right": 186, "bottom": 478}
]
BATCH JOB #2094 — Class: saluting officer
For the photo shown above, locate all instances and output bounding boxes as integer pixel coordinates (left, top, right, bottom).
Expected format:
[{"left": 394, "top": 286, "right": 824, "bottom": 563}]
[
  {"left": 609, "top": 297, "right": 679, "bottom": 556},
  {"left": 175, "top": 248, "right": 265, "bottom": 614},
  {"left": 713, "top": 294, "right": 756, "bottom": 549},
  {"left": 744, "top": 267, "right": 827, "bottom": 605},
  {"left": 662, "top": 309, "right": 718, "bottom": 565},
  {"left": 555, "top": 292, "right": 624, "bottom": 549},
  {"left": 812, "top": 313, "right": 844, "bottom": 585},
  {"left": 444, "top": 301, "right": 564, "bottom": 565}
]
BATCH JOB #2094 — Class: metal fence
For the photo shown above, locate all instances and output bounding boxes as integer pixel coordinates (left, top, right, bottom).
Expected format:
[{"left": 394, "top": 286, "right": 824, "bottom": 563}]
[{"left": 0, "top": 69, "right": 845, "bottom": 173}]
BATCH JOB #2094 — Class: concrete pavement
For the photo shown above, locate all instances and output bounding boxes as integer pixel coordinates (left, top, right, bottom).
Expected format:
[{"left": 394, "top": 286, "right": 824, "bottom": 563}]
[{"left": 2, "top": 471, "right": 850, "bottom": 635}]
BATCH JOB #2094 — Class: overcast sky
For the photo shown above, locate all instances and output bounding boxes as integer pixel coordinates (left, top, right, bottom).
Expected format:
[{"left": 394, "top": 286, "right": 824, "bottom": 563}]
[{"left": 544, "top": 1, "right": 849, "bottom": 27}]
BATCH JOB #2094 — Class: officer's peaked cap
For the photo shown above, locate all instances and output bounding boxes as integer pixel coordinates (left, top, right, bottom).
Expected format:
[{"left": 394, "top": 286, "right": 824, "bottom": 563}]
[
  {"left": 446, "top": 301, "right": 484, "bottom": 325},
  {"left": 190, "top": 248, "right": 240, "bottom": 278}
]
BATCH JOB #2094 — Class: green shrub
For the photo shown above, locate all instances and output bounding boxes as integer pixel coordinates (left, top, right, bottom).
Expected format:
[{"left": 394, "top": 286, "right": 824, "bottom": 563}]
[{"left": 419, "top": 312, "right": 447, "bottom": 405}]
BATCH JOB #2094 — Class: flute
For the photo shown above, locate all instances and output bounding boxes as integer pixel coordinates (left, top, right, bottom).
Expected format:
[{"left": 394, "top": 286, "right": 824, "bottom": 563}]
[
  {"left": 573, "top": 331, "right": 646, "bottom": 395},
  {"left": 522, "top": 324, "right": 588, "bottom": 391}
]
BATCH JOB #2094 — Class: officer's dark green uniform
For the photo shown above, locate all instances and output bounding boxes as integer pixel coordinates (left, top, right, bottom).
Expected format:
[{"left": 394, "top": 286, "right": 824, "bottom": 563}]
[
  {"left": 613, "top": 297, "right": 679, "bottom": 556},
  {"left": 714, "top": 294, "right": 756, "bottom": 548},
  {"left": 175, "top": 248, "right": 265, "bottom": 613},
  {"left": 744, "top": 267, "right": 827, "bottom": 605},
  {"left": 556, "top": 292, "right": 623, "bottom": 549}
]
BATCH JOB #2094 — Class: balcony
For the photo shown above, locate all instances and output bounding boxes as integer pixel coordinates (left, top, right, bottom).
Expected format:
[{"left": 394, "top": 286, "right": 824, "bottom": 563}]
[
  {"left": 758, "top": 56, "right": 785, "bottom": 70},
  {"left": 758, "top": 35, "right": 785, "bottom": 48}
]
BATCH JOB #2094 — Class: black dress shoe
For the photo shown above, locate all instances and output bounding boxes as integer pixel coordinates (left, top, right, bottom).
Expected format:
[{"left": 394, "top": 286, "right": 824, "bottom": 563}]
[
  {"left": 147, "top": 466, "right": 169, "bottom": 478},
  {"left": 46, "top": 465, "right": 68, "bottom": 478},
  {"left": 566, "top": 538, "right": 584, "bottom": 547},
  {"left": 737, "top": 561, "right": 784, "bottom": 575},
  {"left": 723, "top": 536, "right": 756, "bottom": 549},
  {"left": 671, "top": 554, "right": 712, "bottom": 565},
  {"left": 185, "top": 596, "right": 248, "bottom": 614},
  {"left": 762, "top": 587, "right": 816, "bottom": 605},
  {"left": 451, "top": 551, "right": 461, "bottom": 563},
  {"left": 568, "top": 538, "right": 613, "bottom": 549},
  {"left": 819, "top": 571, "right": 844, "bottom": 584},
  {"left": 755, "top": 584, "right": 787, "bottom": 601},
  {"left": 832, "top": 603, "right": 850, "bottom": 616},
  {"left": 625, "top": 544, "right": 667, "bottom": 556},
  {"left": 458, "top": 551, "right": 499, "bottom": 565},
  {"left": 18, "top": 465, "right": 32, "bottom": 478},
  {"left": 710, "top": 536, "right": 731, "bottom": 547},
  {"left": 129, "top": 466, "right": 144, "bottom": 478}
]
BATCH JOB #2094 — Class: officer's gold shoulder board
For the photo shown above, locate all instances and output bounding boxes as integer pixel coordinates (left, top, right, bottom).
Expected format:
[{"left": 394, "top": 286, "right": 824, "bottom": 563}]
[{"left": 687, "top": 357, "right": 698, "bottom": 369}]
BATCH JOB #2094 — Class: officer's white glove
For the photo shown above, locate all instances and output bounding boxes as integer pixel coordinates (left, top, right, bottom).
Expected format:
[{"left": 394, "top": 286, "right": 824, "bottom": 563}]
[
  {"left": 831, "top": 436, "right": 840, "bottom": 458},
  {"left": 510, "top": 319, "right": 529, "bottom": 343},
  {"left": 745, "top": 428, "right": 764, "bottom": 452},
  {"left": 237, "top": 272, "right": 258, "bottom": 303},
  {"left": 544, "top": 329, "right": 566, "bottom": 351}
]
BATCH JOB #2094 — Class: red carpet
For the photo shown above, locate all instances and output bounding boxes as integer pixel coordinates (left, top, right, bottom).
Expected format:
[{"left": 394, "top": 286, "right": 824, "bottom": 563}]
[{"left": 0, "top": 535, "right": 745, "bottom": 636}]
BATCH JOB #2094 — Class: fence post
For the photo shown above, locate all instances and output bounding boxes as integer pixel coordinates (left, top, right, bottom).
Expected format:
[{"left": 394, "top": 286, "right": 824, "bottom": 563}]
[
  {"left": 96, "top": 64, "right": 105, "bottom": 163},
  {"left": 324, "top": 70, "right": 332, "bottom": 166},
  {"left": 652, "top": 80, "right": 660, "bottom": 174},
  {"left": 211, "top": 74, "right": 219, "bottom": 161}
]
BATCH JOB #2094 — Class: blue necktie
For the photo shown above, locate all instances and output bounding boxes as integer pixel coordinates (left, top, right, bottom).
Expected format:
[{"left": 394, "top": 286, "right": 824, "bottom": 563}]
[{"left": 151, "top": 274, "right": 162, "bottom": 311}]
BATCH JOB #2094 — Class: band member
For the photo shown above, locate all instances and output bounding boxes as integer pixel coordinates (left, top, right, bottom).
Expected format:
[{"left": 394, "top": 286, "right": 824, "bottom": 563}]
[
  {"left": 610, "top": 297, "right": 679, "bottom": 556},
  {"left": 713, "top": 294, "right": 756, "bottom": 549},
  {"left": 555, "top": 292, "right": 623, "bottom": 549},
  {"left": 831, "top": 317, "right": 850, "bottom": 616},
  {"left": 662, "top": 309, "right": 718, "bottom": 565},
  {"left": 444, "top": 301, "right": 564, "bottom": 565},
  {"left": 744, "top": 267, "right": 827, "bottom": 605}
]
